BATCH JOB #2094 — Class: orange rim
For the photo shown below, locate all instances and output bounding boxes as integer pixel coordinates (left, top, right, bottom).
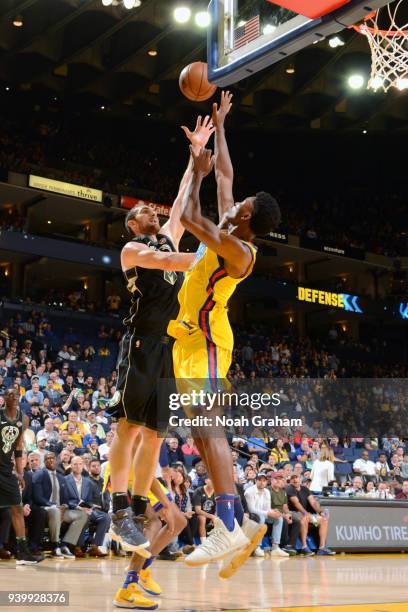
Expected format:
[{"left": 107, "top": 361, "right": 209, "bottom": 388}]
[{"left": 352, "top": 12, "right": 408, "bottom": 36}]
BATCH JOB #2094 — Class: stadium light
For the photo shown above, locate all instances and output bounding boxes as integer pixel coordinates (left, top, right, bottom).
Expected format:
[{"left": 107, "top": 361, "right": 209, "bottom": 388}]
[
  {"left": 148, "top": 49, "right": 158, "bottom": 56},
  {"left": 195, "top": 11, "right": 210, "bottom": 28},
  {"left": 123, "top": 0, "right": 136, "bottom": 8},
  {"left": 174, "top": 6, "right": 191, "bottom": 23},
  {"left": 371, "top": 76, "right": 384, "bottom": 90},
  {"left": 329, "top": 36, "right": 344, "bottom": 48},
  {"left": 102, "top": 0, "right": 113, "bottom": 6},
  {"left": 396, "top": 78, "right": 408, "bottom": 90},
  {"left": 263, "top": 24, "right": 276, "bottom": 35},
  {"left": 13, "top": 15, "right": 23, "bottom": 27},
  {"left": 348, "top": 74, "right": 365, "bottom": 89}
]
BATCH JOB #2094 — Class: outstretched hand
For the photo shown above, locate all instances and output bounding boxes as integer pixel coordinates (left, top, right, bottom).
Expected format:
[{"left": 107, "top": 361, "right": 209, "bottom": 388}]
[
  {"left": 190, "top": 146, "right": 215, "bottom": 177},
  {"left": 212, "top": 90, "right": 233, "bottom": 128},
  {"left": 181, "top": 115, "right": 215, "bottom": 154}
]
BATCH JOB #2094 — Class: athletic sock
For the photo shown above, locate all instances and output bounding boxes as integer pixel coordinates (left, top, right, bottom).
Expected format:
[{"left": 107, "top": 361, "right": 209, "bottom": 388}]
[
  {"left": 123, "top": 570, "right": 139, "bottom": 589},
  {"left": 112, "top": 492, "right": 129, "bottom": 513},
  {"left": 142, "top": 556, "right": 155, "bottom": 570},
  {"left": 233, "top": 495, "right": 244, "bottom": 527},
  {"left": 131, "top": 495, "right": 149, "bottom": 517},
  {"left": 215, "top": 494, "right": 235, "bottom": 532}
]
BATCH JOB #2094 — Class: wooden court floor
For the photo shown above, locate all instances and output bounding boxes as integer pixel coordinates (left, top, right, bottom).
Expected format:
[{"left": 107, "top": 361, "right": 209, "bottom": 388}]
[{"left": 1, "top": 554, "right": 408, "bottom": 612}]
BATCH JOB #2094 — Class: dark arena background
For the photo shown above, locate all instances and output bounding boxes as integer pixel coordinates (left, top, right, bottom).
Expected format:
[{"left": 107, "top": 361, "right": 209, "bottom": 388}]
[{"left": 0, "top": 1, "right": 407, "bottom": 611}]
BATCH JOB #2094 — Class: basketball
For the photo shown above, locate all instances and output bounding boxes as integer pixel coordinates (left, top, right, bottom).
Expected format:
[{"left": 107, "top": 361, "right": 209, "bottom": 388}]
[{"left": 179, "top": 61, "right": 217, "bottom": 101}]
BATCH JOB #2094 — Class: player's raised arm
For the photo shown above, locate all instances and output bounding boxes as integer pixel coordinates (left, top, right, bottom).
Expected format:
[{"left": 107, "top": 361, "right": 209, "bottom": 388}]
[
  {"left": 121, "top": 240, "right": 194, "bottom": 272},
  {"left": 161, "top": 115, "right": 215, "bottom": 249},
  {"left": 180, "top": 147, "right": 252, "bottom": 279},
  {"left": 212, "top": 91, "right": 234, "bottom": 219}
]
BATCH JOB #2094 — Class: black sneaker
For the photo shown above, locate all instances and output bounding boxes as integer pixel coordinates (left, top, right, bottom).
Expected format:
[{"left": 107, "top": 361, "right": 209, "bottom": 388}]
[
  {"left": 109, "top": 508, "right": 150, "bottom": 557},
  {"left": 16, "top": 542, "right": 40, "bottom": 566},
  {"left": 283, "top": 545, "right": 297, "bottom": 556},
  {"left": 299, "top": 546, "right": 315, "bottom": 557}
]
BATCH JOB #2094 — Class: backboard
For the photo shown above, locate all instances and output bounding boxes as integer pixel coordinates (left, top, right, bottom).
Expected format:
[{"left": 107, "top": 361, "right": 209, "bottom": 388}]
[{"left": 207, "top": 0, "right": 393, "bottom": 85}]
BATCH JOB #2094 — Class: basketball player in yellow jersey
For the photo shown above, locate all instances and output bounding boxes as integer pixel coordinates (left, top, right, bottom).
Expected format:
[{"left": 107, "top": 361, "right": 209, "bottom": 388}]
[{"left": 168, "top": 92, "right": 281, "bottom": 575}]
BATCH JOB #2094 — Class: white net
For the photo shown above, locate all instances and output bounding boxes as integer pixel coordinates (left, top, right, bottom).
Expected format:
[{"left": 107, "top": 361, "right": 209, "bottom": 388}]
[{"left": 356, "top": 0, "right": 408, "bottom": 92}]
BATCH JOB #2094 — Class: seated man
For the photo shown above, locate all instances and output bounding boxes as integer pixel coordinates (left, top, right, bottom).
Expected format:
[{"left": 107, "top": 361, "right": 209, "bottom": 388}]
[
  {"left": 65, "top": 456, "right": 110, "bottom": 557},
  {"left": 269, "top": 471, "right": 303, "bottom": 555},
  {"left": 22, "top": 452, "right": 46, "bottom": 555},
  {"left": 192, "top": 477, "right": 216, "bottom": 544},
  {"left": 32, "top": 452, "right": 89, "bottom": 558},
  {"left": 345, "top": 475, "right": 365, "bottom": 496},
  {"left": 244, "top": 473, "right": 288, "bottom": 557},
  {"left": 286, "top": 474, "right": 335, "bottom": 556}
]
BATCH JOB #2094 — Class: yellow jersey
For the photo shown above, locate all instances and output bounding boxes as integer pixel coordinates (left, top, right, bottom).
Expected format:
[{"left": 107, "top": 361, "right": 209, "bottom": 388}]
[{"left": 168, "top": 240, "right": 257, "bottom": 352}]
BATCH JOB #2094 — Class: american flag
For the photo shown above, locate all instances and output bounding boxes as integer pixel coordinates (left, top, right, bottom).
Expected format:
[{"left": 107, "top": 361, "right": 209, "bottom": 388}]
[{"left": 234, "top": 14, "right": 260, "bottom": 50}]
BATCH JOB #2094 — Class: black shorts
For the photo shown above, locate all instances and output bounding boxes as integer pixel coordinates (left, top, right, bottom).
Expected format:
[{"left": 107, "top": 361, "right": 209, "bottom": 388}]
[
  {"left": 0, "top": 468, "right": 21, "bottom": 507},
  {"left": 106, "top": 332, "right": 175, "bottom": 431}
]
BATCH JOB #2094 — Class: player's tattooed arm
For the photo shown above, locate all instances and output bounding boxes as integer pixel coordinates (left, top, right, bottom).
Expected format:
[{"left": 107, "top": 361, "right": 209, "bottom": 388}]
[
  {"left": 212, "top": 91, "right": 234, "bottom": 219},
  {"left": 121, "top": 241, "right": 195, "bottom": 272},
  {"left": 161, "top": 115, "right": 215, "bottom": 249},
  {"left": 180, "top": 148, "right": 252, "bottom": 279}
]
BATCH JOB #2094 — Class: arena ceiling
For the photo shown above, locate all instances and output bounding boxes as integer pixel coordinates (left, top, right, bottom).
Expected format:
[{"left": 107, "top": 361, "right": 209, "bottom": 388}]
[{"left": 0, "top": 0, "right": 407, "bottom": 131}]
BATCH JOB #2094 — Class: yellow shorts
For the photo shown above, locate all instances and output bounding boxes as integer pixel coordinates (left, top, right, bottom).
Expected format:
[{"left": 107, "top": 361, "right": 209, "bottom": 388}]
[
  {"left": 148, "top": 482, "right": 172, "bottom": 512},
  {"left": 173, "top": 329, "right": 232, "bottom": 380}
]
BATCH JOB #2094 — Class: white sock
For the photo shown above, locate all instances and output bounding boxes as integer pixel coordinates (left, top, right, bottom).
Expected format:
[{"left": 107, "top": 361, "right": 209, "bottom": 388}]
[{"left": 200, "top": 537, "right": 207, "bottom": 544}]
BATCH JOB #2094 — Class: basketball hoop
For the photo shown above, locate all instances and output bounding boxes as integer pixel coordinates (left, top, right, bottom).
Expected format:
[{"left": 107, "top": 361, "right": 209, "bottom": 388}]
[{"left": 353, "top": 0, "right": 408, "bottom": 92}]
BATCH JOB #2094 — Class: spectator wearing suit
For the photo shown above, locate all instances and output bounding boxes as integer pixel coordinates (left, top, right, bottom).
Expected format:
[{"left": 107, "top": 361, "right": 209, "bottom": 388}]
[
  {"left": 166, "top": 438, "right": 184, "bottom": 465},
  {"left": 65, "top": 456, "right": 110, "bottom": 557},
  {"left": 32, "top": 452, "right": 88, "bottom": 558},
  {"left": 22, "top": 453, "right": 46, "bottom": 555}
]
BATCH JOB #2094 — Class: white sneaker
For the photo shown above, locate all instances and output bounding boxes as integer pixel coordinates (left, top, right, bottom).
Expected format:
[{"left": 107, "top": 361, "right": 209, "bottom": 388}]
[
  {"left": 52, "top": 547, "right": 65, "bottom": 559},
  {"left": 270, "top": 547, "right": 289, "bottom": 557},
  {"left": 185, "top": 518, "right": 249, "bottom": 567},
  {"left": 60, "top": 546, "right": 75, "bottom": 559},
  {"left": 219, "top": 516, "right": 267, "bottom": 579},
  {"left": 254, "top": 546, "right": 265, "bottom": 557}
]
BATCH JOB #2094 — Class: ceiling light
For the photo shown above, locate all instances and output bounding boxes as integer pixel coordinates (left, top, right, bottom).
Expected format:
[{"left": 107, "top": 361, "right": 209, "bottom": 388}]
[
  {"left": 102, "top": 0, "right": 112, "bottom": 5},
  {"left": 5, "top": 87, "right": 10, "bottom": 91},
  {"left": 100, "top": 105, "right": 105, "bottom": 110},
  {"left": 370, "top": 76, "right": 384, "bottom": 90},
  {"left": 47, "top": 220, "right": 52, "bottom": 224},
  {"left": 348, "top": 73, "right": 365, "bottom": 89},
  {"left": 195, "top": 11, "right": 210, "bottom": 28},
  {"left": 396, "top": 78, "right": 408, "bottom": 91},
  {"left": 174, "top": 7, "right": 191, "bottom": 23},
  {"left": 362, "top": 129, "right": 367, "bottom": 134},
  {"left": 329, "top": 36, "right": 344, "bottom": 48},
  {"left": 263, "top": 24, "right": 276, "bottom": 35},
  {"left": 123, "top": 0, "right": 135, "bottom": 8},
  {"left": 13, "top": 15, "right": 23, "bottom": 27},
  {"left": 148, "top": 49, "right": 157, "bottom": 56},
  {"left": 286, "top": 64, "right": 295, "bottom": 74}
]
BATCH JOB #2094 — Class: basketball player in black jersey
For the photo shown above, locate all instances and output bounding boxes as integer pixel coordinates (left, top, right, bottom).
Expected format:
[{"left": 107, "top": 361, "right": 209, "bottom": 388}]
[
  {"left": 0, "top": 389, "right": 42, "bottom": 564},
  {"left": 106, "top": 116, "right": 215, "bottom": 553}
]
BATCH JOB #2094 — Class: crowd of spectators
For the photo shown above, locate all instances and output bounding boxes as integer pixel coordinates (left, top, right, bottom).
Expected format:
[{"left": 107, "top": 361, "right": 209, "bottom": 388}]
[
  {"left": 0, "top": 118, "right": 406, "bottom": 256},
  {"left": 0, "top": 303, "right": 406, "bottom": 561}
]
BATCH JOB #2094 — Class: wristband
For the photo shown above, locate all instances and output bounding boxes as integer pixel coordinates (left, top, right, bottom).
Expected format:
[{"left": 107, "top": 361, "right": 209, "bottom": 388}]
[{"left": 14, "top": 450, "right": 23, "bottom": 458}]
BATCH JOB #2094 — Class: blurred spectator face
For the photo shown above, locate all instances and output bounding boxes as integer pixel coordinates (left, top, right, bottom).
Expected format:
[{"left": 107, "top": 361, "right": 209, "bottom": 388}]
[
  {"left": 396, "top": 447, "right": 404, "bottom": 458},
  {"left": 276, "top": 438, "right": 284, "bottom": 449},
  {"left": 86, "top": 376, "right": 93, "bottom": 386},
  {"left": 68, "top": 411, "right": 78, "bottom": 423},
  {"left": 268, "top": 454, "right": 277, "bottom": 466},
  {"left": 168, "top": 438, "right": 179, "bottom": 450},
  {"left": 105, "top": 431, "right": 114, "bottom": 444},
  {"left": 231, "top": 450, "right": 239, "bottom": 462},
  {"left": 378, "top": 453, "right": 387, "bottom": 463},
  {"left": 32, "top": 383, "right": 40, "bottom": 393},
  {"left": 89, "top": 460, "right": 101, "bottom": 476},
  {"left": 366, "top": 481, "right": 375, "bottom": 492},
  {"left": 353, "top": 476, "right": 363, "bottom": 489},
  {"left": 90, "top": 441, "right": 98, "bottom": 452},
  {"left": 195, "top": 462, "right": 206, "bottom": 476},
  {"left": 87, "top": 412, "right": 96, "bottom": 423},
  {"left": 110, "top": 422, "right": 118, "bottom": 433},
  {"left": 403, "top": 454, "right": 408, "bottom": 464},
  {"left": 66, "top": 441, "right": 75, "bottom": 453},
  {"left": 256, "top": 475, "right": 268, "bottom": 490},
  {"left": 67, "top": 423, "right": 77, "bottom": 435},
  {"left": 290, "top": 475, "right": 301, "bottom": 489},
  {"left": 331, "top": 436, "right": 339, "bottom": 446},
  {"left": 361, "top": 451, "right": 369, "bottom": 461},
  {"left": 66, "top": 375, "right": 73, "bottom": 385},
  {"left": 172, "top": 470, "right": 184, "bottom": 486},
  {"left": 28, "top": 453, "right": 41, "bottom": 471},
  {"left": 246, "top": 468, "right": 256, "bottom": 480},
  {"left": 391, "top": 454, "right": 400, "bottom": 466},
  {"left": 60, "top": 449, "right": 71, "bottom": 463},
  {"left": 283, "top": 464, "right": 293, "bottom": 479},
  {"left": 401, "top": 481, "right": 408, "bottom": 495},
  {"left": 71, "top": 456, "right": 83, "bottom": 475},
  {"left": 44, "top": 453, "right": 57, "bottom": 470},
  {"left": 294, "top": 463, "right": 303, "bottom": 476},
  {"left": 44, "top": 418, "right": 54, "bottom": 431}
]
